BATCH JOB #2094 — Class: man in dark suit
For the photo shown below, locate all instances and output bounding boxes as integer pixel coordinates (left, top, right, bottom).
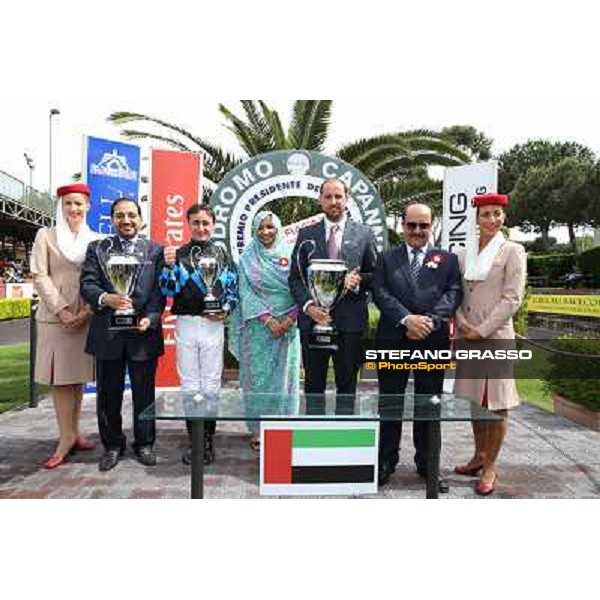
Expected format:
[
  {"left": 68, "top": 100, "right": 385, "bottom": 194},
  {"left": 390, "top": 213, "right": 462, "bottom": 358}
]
[
  {"left": 373, "top": 202, "right": 462, "bottom": 493},
  {"left": 289, "top": 178, "right": 378, "bottom": 399},
  {"left": 81, "top": 199, "right": 166, "bottom": 472}
]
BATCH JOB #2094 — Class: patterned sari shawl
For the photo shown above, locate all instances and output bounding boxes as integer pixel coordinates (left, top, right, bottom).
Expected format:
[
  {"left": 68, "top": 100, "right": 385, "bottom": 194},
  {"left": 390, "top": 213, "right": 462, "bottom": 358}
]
[{"left": 229, "top": 211, "right": 296, "bottom": 358}]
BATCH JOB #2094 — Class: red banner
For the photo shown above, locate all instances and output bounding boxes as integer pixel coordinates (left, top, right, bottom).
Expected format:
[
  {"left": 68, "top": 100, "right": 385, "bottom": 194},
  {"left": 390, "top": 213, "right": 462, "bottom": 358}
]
[{"left": 150, "top": 149, "right": 201, "bottom": 388}]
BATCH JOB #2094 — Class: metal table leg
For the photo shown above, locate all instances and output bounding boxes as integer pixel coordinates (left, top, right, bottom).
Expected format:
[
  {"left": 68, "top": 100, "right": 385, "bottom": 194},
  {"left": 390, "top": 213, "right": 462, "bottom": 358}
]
[
  {"left": 190, "top": 420, "right": 205, "bottom": 499},
  {"left": 426, "top": 421, "right": 440, "bottom": 499}
]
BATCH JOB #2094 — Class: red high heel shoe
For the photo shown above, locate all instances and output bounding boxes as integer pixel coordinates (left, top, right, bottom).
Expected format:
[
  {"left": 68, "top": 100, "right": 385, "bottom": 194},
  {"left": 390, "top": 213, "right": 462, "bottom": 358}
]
[
  {"left": 74, "top": 437, "right": 96, "bottom": 451},
  {"left": 44, "top": 445, "right": 76, "bottom": 469},
  {"left": 454, "top": 463, "right": 483, "bottom": 476},
  {"left": 475, "top": 474, "right": 497, "bottom": 496}
]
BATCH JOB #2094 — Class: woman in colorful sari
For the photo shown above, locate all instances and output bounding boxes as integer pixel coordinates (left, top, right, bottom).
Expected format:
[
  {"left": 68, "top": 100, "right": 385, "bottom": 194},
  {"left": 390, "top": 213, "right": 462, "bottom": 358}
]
[{"left": 229, "top": 211, "right": 300, "bottom": 450}]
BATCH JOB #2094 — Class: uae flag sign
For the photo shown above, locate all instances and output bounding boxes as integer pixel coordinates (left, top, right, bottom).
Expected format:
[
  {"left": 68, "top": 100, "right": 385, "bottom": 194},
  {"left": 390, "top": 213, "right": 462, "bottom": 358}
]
[{"left": 260, "top": 422, "right": 379, "bottom": 496}]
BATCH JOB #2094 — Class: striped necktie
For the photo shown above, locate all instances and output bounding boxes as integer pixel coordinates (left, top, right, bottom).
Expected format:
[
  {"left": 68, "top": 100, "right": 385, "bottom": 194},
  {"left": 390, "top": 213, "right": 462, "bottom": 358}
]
[
  {"left": 121, "top": 239, "right": 133, "bottom": 254},
  {"left": 327, "top": 224, "right": 340, "bottom": 260},
  {"left": 410, "top": 248, "right": 422, "bottom": 282}
]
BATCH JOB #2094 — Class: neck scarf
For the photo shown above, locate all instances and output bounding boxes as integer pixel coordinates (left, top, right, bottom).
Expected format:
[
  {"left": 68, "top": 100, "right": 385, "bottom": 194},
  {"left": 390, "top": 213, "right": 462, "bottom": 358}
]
[
  {"left": 238, "top": 211, "right": 295, "bottom": 320},
  {"left": 228, "top": 211, "right": 296, "bottom": 360},
  {"left": 55, "top": 199, "right": 100, "bottom": 265},
  {"left": 464, "top": 231, "right": 505, "bottom": 281}
]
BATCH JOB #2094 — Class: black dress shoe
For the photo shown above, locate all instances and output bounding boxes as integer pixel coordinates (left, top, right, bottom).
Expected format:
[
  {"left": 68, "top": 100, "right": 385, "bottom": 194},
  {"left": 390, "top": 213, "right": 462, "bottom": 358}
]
[
  {"left": 204, "top": 434, "right": 215, "bottom": 465},
  {"left": 181, "top": 436, "right": 216, "bottom": 466},
  {"left": 135, "top": 446, "right": 157, "bottom": 466},
  {"left": 99, "top": 449, "right": 122, "bottom": 472},
  {"left": 416, "top": 468, "right": 450, "bottom": 493},
  {"left": 416, "top": 466, "right": 428, "bottom": 478},
  {"left": 378, "top": 462, "right": 395, "bottom": 487}
]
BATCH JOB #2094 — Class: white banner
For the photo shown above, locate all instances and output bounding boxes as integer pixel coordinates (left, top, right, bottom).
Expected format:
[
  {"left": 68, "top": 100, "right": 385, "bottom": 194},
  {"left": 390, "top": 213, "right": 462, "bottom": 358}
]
[
  {"left": 5, "top": 283, "right": 34, "bottom": 298},
  {"left": 281, "top": 213, "right": 324, "bottom": 247},
  {"left": 441, "top": 161, "right": 498, "bottom": 252}
]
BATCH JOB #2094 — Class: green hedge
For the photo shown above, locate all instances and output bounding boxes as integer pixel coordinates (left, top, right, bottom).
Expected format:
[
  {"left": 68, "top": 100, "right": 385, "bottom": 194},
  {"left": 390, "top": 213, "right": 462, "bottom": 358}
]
[
  {"left": 579, "top": 246, "right": 600, "bottom": 287},
  {"left": 527, "top": 253, "right": 576, "bottom": 285},
  {"left": 0, "top": 298, "right": 31, "bottom": 321},
  {"left": 521, "top": 237, "right": 557, "bottom": 253},
  {"left": 513, "top": 285, "right": 530, "bottom": 336},
  {"left": 544, "top": 336, "right": 600, "bottom": 411},
  {"left": 387, "top": 228, "right": 402, "bottom": 248},
  {"left": 365, "top": 304, "right": 380, "bottom": 339}
]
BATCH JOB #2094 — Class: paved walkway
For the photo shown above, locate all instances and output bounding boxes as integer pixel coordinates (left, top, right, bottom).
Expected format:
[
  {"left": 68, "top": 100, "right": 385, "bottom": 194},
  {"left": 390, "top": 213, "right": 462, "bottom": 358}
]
[
  {"left": 0, "top": 385, "right": 598, "bottom": 499},
  {"left": 0, "top": 318, "right": 29, "bottom": 346}
]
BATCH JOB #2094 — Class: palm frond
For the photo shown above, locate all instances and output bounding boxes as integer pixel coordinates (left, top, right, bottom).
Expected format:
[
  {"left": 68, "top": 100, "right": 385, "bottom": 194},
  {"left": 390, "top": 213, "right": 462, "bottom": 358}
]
[
  {"left": 401, "top": 135, "right": 470, "bottom": 163},
  {"left": 116, "top": 126, "right": 240, "bottom": 186},
  {"left": 202, "top": 184, "right": 214, "bottom": 204},
  {"left": 259, "top": 101, "right": 288, "bottom": 149},
  {"left": 241, "top": 101, "right": 272, "bottom": 144},
  {"left": 203, "top": 153, "right": 243, "bottom": 186},
  {"left": 288, "top": 100, "right": 332, "bottom": 150},
  {"left": 379, "top": 177, "right": 442, "bottom": 207},
  {"left": 338, "top": 131, "right": 468, "bottom": 182},
  {"left": 107, "top": 111, "right": 234, "bottom": 167},
  {"left": 378, "top": 169, "right": 442, "bottom": 220},
  {"left": 337, "top": 137, "right": 413, "bottom": 176},
  {"left": 119, "top": 130, "right": 193, "bottom": 152},
  {"left": 219, "top": 103, "right": 272, "bottom": 156}
]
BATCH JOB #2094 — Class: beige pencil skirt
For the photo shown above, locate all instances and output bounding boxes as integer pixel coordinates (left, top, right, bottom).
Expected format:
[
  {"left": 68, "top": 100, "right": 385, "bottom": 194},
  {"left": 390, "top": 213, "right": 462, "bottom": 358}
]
[{"left": 34, "top": 321, "right": 95, "bottom": 385}]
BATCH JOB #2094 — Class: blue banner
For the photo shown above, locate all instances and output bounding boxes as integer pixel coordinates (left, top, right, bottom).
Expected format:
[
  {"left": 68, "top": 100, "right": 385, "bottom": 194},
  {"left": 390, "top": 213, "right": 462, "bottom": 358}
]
[
  {"left": 84, "top": 136, "right": 140, "bottom": 234},
  {"left": 83, "top": 136, "right": 139, "bottom": 395}
]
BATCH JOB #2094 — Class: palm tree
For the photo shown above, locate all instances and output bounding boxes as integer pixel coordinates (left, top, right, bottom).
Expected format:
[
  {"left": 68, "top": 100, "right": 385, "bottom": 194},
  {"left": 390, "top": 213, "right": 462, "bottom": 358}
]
[{"left": 107, "top": 101, "right": 469, "bottom": 222}]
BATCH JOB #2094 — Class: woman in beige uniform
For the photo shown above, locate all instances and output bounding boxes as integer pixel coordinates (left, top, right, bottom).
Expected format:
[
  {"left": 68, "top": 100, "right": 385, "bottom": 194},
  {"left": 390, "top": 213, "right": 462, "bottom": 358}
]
[
  {"left": 453, "top": 193, "right": 527, "bottom": 496},
  {"left": 31, "top": 183, "right": 98, "bottom": 468}
]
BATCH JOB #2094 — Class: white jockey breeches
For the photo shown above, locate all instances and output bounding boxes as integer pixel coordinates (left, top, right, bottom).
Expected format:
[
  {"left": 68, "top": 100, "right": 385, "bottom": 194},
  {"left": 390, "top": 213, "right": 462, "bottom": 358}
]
[{"left": 175, "top": 315, "right": 224, "bottom": 397}]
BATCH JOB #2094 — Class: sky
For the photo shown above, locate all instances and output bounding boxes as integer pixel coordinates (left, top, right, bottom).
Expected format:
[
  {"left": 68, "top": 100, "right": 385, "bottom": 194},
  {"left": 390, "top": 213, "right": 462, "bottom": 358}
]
[{"left": 2, "top": 1, "right": 599, "bottom": 241}]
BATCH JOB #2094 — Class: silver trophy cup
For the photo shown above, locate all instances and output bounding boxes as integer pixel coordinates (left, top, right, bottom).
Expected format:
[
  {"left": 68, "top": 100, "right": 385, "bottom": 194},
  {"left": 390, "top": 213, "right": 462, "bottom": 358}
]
[
  {"left": 307, "top": 258, "right": 347, "bottom": 350},
  {"left": 97, "top": 240, "right": 144, "bottom": 330},
  {"left": 190, "top": 246, "right": 223, "bottom": 314}
]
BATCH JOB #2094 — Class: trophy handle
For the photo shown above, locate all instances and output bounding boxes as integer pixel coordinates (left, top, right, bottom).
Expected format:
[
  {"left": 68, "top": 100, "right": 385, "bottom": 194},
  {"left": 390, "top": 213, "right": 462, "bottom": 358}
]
[
  {"left": 95, "top": 237, "right": 115, "bottom": 289},
  {"left": 189, "top": 245, "right": 201, "bottom": 269},
  {"left": 213, "top": 246, "right": 225, "bottom": 290},
  {"left": 127, "top": 241, "right": 148, "bottom": 298},
  {"left": 297, "top": 239, "right": 316, "bottom": 299}
]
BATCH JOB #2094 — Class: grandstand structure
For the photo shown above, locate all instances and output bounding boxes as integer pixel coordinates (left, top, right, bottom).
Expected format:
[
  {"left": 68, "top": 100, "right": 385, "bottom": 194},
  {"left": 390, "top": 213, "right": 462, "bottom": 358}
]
[{"left": 0, "top": 169, "right": 54, "bottom": 262}]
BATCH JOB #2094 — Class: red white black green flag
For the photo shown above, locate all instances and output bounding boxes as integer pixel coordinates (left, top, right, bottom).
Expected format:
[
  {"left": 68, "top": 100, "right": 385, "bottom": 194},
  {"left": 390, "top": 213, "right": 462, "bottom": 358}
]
[{"left": 260, "top": 421, "right": 379, "bottom": 496}]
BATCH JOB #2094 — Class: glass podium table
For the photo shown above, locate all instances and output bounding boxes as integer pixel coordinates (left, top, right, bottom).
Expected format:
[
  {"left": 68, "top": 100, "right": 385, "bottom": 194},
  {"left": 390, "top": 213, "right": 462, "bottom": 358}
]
[{"left": 140, "top": 390, "right": 502, "bottom": 499}]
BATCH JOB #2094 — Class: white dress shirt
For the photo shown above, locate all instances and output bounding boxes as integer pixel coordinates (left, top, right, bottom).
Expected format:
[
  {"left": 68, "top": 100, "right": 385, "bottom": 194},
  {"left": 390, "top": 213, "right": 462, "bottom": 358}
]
[{"left": 399, "top": 242, "right": 430, "bottom": 326}]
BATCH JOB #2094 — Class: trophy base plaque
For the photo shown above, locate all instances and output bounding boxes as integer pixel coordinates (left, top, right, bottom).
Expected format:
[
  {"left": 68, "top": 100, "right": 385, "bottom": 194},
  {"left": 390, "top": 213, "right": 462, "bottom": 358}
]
[
  {"left": 109, "top": 311, "right": 140, "bottom": 331},
  {"left": 308, "top": 326, "right": 339, "bottom": 351},
  {"left": 202, "top": 296, "right": 222, "bottom": 315}
]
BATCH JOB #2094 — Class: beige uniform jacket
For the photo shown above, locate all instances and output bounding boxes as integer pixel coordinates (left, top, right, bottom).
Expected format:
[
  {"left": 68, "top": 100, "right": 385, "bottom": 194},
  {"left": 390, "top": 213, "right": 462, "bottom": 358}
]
[
  {"left": 454, "top": 240, "right": 527, "bottom": 410},
  {"left": 30, "top": 227, "right": 89, "bottom": 323}
]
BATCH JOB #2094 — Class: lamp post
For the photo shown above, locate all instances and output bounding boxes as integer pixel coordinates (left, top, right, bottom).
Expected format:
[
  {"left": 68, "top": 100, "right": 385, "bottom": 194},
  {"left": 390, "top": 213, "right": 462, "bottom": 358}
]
[
  {"left": 24, "top": 152, "right": 34, "bottom": 188},
  {"left": 24, "top": 152, "right": 35, "bottom": 205},
  {"left": 49, "top": 108, "right": 60, "bottom": 198}
]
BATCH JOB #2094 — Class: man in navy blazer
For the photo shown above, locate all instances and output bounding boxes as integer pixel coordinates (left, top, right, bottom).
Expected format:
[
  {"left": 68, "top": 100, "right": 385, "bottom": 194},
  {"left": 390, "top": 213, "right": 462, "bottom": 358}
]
[
  {"left": 81, "top": 199, "right": 166, "bottom": 472},
  {"left": 289, "top": 178, "right": 378, "bottom": 398},
  {"left": 373, "top": 203, "right": 462, "bottom": 492}
]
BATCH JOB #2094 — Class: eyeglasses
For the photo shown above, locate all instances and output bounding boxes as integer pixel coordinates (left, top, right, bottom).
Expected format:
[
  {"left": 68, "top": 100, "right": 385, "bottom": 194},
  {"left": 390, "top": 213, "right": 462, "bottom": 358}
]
[{"left": 405, "top": 222, "right": 431, "bottom": 231}]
